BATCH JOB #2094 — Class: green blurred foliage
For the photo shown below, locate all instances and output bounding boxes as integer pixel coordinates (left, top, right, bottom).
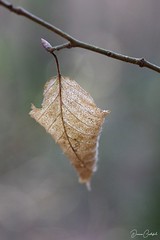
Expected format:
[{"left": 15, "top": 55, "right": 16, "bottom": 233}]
[{"left": 0, "top": 0, "right": 160, "bottom": 239}]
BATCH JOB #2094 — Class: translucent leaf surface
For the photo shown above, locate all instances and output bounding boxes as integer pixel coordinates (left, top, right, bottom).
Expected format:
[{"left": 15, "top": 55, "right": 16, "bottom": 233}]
[{"left": 30, "top": 76, "right": 110, "bottom": 188}]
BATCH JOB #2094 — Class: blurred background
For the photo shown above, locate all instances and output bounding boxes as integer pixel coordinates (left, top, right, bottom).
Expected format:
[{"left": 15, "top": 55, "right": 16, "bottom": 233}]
[{"left": 0, "top": 0, "right": 160, "bottom": 239}]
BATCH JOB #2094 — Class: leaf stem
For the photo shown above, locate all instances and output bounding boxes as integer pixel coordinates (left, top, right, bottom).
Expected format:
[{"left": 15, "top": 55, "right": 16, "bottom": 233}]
[{"left": 52, "top": 52, "right": 61, "bottom": 78}]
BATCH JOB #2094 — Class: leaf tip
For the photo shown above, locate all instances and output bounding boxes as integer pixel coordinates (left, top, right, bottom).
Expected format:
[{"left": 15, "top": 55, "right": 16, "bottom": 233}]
[
  {"left": 30, "top": 103, "right": 36, "bottom": 112},
  {"left": 29, "top": 104, "right": 39, "bottom": 118},
  {"left": 86, "top": 182, "right": 91, "bottom": 191},
  {"left": 104, "top": 109, "right": 111, "bottom": 116},
  {"left": 79, "top": 176, "right": 91, "bottom": 191}
]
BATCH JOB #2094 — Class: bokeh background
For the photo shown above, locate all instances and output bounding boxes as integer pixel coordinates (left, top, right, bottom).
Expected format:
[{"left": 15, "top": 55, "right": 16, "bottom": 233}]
[{"left": 0, "top": 0, "right": 160, "bottom": 239}]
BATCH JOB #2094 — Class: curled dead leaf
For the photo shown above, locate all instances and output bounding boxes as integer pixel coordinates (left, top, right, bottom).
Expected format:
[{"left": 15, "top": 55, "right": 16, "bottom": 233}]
[{"left": 30, "top": 76, "right": 110, "bottom": 189}]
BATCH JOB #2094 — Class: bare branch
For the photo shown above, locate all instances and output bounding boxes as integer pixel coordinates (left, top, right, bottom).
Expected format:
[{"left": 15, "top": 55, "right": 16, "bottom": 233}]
[
  {"left": 0, "top": 0, "right": 77, "bottom": 42},
  {"left": 51, "top": 42, "right": 72, "bottom": 51},
  {"left": 1, "top": 0, "right": 160, "bottom": 73}
]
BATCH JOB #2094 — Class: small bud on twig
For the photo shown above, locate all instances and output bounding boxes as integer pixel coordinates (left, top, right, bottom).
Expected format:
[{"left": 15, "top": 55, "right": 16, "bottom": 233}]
[{"left": 41, "top": 38, "right": 54, "bottom": 52}]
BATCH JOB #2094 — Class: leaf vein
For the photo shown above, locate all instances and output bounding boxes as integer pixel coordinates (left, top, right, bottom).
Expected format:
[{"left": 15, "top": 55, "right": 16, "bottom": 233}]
[
  {"left": 64, "top": 121, "right": 95, "bottom": 136},
  {"left": 62, "top": 101, "right": 94, "bottom": 128},
  {"left": 37, "top": 92, "right": 59, "bottom": 121}
]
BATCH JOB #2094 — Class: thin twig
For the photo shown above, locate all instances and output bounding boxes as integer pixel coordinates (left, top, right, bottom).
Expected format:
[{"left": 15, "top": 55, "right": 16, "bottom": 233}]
[{"left": 1, "top": 0, "right": 160, "bottom": 73}]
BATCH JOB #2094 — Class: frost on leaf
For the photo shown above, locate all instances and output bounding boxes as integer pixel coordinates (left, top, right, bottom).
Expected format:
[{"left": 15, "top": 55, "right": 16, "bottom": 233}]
[{"left": 30, "top": 76, "right": 110, "bottom": 188}]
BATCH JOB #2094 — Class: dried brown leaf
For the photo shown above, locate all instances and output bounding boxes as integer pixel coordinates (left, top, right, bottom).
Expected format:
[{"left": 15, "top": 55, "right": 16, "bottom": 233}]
[{"left": 30, "top": 76, "right": 110, "bottom": 188}]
